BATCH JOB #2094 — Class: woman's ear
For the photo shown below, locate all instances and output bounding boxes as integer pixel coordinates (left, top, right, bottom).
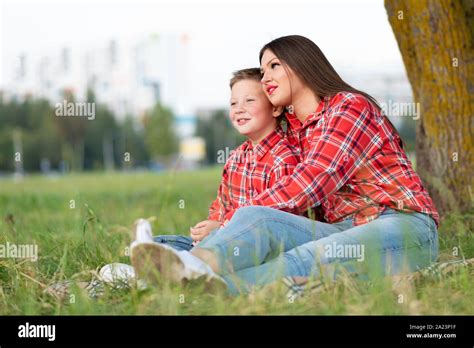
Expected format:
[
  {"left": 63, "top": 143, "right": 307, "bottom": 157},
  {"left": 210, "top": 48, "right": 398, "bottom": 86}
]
[{"left": 272, "top": 105, "right": 284, "bottom": 117}]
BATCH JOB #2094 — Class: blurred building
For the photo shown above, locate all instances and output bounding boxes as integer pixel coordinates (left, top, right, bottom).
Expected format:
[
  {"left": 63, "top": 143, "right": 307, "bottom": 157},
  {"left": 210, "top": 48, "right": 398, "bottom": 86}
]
[
  {"left": 6, "top": 33, "right": 196, "bottom": 138},
  {"left": 179, "top": 136, "right": 206, "bottom": 170}
]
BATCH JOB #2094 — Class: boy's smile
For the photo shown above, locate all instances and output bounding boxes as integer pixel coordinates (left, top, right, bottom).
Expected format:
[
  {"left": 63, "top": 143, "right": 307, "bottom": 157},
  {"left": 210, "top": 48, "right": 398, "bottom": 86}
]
[
  {"left": 230, "top": 79, "right": 279, "bottom": 145},
  {"left": 236, "top": 117, "right": 251, "bottom": 126}
]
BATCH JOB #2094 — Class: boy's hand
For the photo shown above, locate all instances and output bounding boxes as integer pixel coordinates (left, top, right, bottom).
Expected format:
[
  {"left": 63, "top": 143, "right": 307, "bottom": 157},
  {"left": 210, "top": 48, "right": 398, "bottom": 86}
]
[{"left": 190, "top": 220, "right": 221, "bottom": 242}]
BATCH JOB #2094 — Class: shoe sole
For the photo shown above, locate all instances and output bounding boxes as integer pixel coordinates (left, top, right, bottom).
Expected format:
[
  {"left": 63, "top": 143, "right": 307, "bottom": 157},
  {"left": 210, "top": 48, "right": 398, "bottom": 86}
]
[
  {"left": 182, "top": 275, "right": 228, "bottom": 294},
  {"left": 130, "top": 243, "right": 185, "bottom": 284}
]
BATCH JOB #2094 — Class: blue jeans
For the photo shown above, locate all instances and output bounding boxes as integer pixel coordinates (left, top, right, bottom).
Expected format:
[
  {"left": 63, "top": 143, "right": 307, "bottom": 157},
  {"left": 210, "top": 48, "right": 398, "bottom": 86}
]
[
  {"left": 153, "top": 228, "right": 221, "bottom": 251},
  {"left": 196, "top": 206, "right": 439, "bottom": 294},
  {"left": 153, "top": 235, "right": 194, "bottom": 251}
]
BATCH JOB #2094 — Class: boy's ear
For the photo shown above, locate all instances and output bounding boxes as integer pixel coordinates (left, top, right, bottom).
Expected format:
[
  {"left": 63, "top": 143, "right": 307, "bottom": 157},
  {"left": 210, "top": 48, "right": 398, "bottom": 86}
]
[{"left": 272, "top": 106, "right": 284, "bottom": 118}]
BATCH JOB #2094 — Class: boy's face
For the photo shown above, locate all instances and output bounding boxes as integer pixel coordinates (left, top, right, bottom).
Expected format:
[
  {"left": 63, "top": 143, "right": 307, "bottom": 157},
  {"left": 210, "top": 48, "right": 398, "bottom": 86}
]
[{"left": 230, "top": 79, "right": 279, "bottom": 144}]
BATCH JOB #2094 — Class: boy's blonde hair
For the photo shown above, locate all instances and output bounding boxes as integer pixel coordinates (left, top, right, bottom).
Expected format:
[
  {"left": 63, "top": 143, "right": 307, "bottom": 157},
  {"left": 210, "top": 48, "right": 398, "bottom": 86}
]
[{"left": 229, "top": 68, "right": 262, "bottom": 89}]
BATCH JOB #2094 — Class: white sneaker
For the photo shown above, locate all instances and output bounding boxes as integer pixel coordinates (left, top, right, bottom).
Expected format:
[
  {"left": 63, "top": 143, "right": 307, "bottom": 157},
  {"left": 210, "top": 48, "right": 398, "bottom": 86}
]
[
  {"left": 98, "top": 263, "right": 147, "bottom": 290},
  {"left": 130, "top": 242, "right": 227, "bottom": 291},
  {"left": 99, "top": 263, "right": 135, "bottom": 284}
]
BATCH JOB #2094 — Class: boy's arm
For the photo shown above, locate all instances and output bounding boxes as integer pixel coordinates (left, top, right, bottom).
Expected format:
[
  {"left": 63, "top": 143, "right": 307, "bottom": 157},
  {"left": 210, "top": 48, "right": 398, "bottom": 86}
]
[
  {"left": 207, "top": 162, "right": 232, "bottom": 223},
  {"left": 207, "top": 197, "right": 222, "bottom": 222}
]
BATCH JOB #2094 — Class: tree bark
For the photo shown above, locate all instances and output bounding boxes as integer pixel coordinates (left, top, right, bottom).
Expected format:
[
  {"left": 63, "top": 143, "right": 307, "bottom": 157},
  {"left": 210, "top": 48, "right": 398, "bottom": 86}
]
[{"left": 385, "top": 0, "right": 474, "bottom": 217}]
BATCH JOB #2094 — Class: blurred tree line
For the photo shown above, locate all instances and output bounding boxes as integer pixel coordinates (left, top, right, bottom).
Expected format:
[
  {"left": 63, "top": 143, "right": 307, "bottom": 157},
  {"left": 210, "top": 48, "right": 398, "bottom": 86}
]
[
  {"left": 194, "top": 109, "right": 246, "bottom": 165},
  {"left": 0, "top": 90, "right": 418, "bottom": 174},
  {"left": 0, "top": 89, "right": 179, "bottom": 172}
]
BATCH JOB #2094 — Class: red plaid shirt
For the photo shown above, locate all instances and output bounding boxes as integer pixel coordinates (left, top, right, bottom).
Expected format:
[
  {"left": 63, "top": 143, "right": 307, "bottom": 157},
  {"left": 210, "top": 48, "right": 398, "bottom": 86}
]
[
  {"left": 208, "top": 127, "right": 301, "bottom": 222},
  {"left": 224, "top": 92, "right": 439, "bottom": 226}
]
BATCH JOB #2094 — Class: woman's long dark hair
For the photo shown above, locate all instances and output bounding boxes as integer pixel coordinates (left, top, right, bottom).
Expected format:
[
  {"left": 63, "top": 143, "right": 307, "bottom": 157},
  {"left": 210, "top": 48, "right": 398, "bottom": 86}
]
[{"left": 259, "top": 35, "right": 402, "bottom": 145}]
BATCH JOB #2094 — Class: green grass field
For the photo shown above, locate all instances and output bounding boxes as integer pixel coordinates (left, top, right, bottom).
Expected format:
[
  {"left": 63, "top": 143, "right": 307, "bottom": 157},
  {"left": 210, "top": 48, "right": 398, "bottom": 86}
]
[{"left": 0, "top": 168, "right": 473, "bottom": 315}]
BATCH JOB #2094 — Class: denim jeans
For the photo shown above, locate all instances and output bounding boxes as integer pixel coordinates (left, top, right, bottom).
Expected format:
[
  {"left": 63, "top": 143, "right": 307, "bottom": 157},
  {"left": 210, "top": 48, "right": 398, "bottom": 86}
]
[
  {"left": 196, "top": 206, "right": 439, "bottom": 294},
  {"left": 153, "top": 228, "right": 221, "bottom": 251},
  {"left": 153, "top": 235, "right": 194, "bottom": 251}
]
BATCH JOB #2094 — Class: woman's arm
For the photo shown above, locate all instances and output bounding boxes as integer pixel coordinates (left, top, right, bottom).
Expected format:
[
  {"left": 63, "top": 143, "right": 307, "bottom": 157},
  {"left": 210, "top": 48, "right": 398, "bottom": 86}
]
[{"left": 223, "top": 95, "right": 384, "bottom": 222}]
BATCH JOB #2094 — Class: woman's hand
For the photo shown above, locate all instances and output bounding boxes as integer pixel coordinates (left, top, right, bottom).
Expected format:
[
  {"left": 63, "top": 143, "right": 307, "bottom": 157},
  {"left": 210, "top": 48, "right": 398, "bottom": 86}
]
[{"left": 190, "top": 220, "right": 221, "bottom": 242}]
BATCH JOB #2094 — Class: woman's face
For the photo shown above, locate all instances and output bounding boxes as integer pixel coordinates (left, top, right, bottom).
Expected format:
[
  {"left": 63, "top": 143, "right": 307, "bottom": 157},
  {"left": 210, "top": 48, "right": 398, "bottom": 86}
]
[{"left": 260, "top": 49, "right": 306, "bottom": 108}]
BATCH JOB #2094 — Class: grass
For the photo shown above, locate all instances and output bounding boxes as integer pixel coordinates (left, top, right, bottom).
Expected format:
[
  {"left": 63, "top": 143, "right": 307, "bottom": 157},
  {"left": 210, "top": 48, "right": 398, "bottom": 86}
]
[{"left": 0, "top": 168, "right": 473, "bottom": 315}]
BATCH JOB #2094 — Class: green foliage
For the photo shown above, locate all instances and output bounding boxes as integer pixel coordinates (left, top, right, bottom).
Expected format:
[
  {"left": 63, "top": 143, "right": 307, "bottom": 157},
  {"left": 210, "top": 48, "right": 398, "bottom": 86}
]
[
  {"left": 397, "top": 117, "right": 417, "bottom": 152},
  {"left": 0, "top": 91, "right": 151, "bottom": 172},
  {"left": 118, "top": 116, "right": 150, "bottom": 168},
  {"left": 143, "top": 103, "right": 179, "bottom": 162},
  {"left": 194, "top": 110, "right": 246, "bottom": 164}
]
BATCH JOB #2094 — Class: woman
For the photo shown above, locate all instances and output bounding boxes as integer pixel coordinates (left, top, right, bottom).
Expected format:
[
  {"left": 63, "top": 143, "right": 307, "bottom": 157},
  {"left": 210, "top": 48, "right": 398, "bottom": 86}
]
[{"left": 131, "top": 35, "right": 439, "bottom": 294}]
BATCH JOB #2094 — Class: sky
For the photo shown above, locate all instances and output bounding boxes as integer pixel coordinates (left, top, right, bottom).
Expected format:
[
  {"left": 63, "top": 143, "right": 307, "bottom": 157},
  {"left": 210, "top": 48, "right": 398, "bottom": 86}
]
[{"left": 0, "top": 0, "right": 408, "bottom": 110}]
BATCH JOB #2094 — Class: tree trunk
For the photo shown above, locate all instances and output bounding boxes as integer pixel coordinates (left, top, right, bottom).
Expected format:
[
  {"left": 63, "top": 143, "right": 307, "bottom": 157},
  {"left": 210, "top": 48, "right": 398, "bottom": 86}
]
[{"left": 385, "top": 0, "right": 474, "bottom": 217}]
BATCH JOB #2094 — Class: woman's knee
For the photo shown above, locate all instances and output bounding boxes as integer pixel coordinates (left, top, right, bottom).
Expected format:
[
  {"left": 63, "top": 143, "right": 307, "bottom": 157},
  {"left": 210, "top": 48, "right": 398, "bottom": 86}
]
[
  {"left": 285, "top": 242, "right": 322, "bottom": 276},
  {"left": 232, "top": 206, "right": 275, "bottom": 222}
]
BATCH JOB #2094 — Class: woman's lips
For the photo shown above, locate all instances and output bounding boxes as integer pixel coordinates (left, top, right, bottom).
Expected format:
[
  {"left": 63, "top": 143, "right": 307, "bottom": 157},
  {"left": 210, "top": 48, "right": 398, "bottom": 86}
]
[{"left": 267, "top": 85, "right": 277, "bottom": 95}]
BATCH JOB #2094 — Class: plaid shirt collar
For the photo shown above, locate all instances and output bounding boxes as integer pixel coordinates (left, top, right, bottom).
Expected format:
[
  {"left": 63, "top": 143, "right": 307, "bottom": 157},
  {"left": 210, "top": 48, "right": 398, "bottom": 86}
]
[
  {"left": 241, "top": 127, "right": 284, "bottom": 161},
  {"left": 285, "top": 95, "right": 332, "bottom": 130}
]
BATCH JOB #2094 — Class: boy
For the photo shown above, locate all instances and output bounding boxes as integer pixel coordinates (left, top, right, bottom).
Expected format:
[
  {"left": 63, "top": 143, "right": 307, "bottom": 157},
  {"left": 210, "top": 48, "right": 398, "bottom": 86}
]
[
  {"left": 148, "top": 68, "right": 301, "bottom": 250},
  {"left": 129, "top": 68, "right": 302, "bottom": 284}
]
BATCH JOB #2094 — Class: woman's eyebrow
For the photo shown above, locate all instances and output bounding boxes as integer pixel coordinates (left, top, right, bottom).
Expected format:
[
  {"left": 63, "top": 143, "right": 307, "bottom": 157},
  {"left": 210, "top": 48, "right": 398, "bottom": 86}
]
[{"left": 260, "top": 58, "right": 278, "bottom": 73}]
